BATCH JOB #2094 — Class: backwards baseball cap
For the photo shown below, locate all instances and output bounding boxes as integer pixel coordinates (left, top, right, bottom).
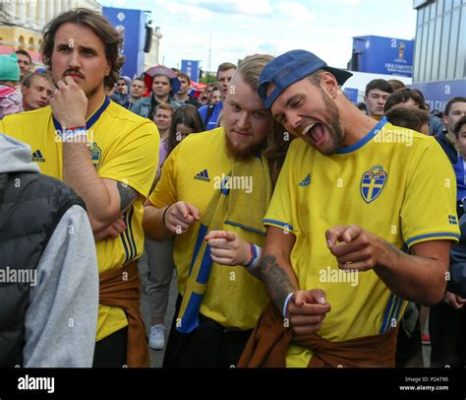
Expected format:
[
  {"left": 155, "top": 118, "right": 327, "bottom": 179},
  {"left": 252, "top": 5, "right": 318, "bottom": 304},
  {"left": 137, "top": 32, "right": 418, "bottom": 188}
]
[{"left": 258, "top": 49, "right": 353, "bottom": 108}]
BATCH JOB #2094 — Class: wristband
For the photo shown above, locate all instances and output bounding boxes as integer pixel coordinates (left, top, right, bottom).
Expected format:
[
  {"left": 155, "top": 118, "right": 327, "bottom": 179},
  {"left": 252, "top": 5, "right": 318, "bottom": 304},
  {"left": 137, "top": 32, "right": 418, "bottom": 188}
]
[
  {"left": 162, "top": 205, "right": 171, "bottom": 227},
  {"left": 282, "top": 292, "right": 294, "bottom": 318},
  {"left": 245, "top": 243, "right": 261, "bottom": 270},
  {"left": 61, "top": 126, "right": 87, "bottom": 143}
]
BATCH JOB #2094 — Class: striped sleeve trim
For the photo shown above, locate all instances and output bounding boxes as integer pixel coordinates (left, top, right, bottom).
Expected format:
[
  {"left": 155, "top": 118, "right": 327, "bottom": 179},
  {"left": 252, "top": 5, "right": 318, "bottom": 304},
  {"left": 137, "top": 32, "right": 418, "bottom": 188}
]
[
  {"left": 405, "top": 232, "right": 460, "bottom": 248},
  {"left": 263, "top": 218, "right": 294, "bottom": 232}
]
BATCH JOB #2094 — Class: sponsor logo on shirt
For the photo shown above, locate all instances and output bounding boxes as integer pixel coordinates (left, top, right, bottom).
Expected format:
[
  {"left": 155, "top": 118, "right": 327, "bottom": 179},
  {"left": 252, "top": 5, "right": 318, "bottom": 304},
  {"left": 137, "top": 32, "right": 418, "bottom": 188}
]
[
  {"left": 298, "top": 173, "right": 311, "bottom": 187},
  {"left": 31, "top": 150, "right": 45, "bottom": 162},
  {"left": 194, "top": 169, "right": 210, "bottom": 182}
]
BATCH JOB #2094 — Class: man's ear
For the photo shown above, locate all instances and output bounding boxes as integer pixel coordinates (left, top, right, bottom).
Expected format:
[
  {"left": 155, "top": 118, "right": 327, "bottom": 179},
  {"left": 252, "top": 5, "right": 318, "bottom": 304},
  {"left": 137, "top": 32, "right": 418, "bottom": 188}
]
[
  {"left": 105, "top": 61, "right": 111, "bottom": 77},
  {"left": 320, "top": 71, "right": 340, "bottom": 98}
]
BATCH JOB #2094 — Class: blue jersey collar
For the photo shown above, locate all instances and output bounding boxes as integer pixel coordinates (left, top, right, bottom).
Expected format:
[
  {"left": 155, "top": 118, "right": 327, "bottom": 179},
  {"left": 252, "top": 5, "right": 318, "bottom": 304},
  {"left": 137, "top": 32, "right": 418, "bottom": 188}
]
[
  {"left": 52, "top": 96, "right": 110, "bottom": 132},
  {"left": 337, "top": 117, "right": 387, "bottom": 154}
]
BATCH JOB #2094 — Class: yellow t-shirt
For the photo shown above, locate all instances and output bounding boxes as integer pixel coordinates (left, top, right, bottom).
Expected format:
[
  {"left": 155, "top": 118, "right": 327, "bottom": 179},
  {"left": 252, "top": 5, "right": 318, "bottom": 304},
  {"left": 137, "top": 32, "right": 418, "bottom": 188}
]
[
  {"left": 264, "top": 120, "right": 460, "bottom": 367},
  {"left": 0, "top": 98, "right": 159, "bottom": 340},
  {"left": 148, "top": 128, "right": 269, "bottom": 329}
]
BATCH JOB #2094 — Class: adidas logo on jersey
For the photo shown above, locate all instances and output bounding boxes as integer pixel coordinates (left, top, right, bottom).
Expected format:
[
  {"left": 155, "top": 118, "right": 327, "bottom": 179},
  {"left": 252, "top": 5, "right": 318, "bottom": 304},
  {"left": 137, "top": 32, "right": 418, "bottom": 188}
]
[
  {"left": 194, "top": 169, "right": 210, "bottom": 182},
  {"left": 32, "top": 150, "right": 45, "bottom": 162},
  {"left": 298, "top": 173, "right": 311, "bottom": 187}
]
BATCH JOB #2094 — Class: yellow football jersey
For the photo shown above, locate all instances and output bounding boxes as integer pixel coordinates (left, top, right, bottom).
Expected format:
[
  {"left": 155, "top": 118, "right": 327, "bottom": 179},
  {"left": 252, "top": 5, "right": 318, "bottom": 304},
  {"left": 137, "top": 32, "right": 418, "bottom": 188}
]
[
  {"left": 264, "top": 119, "right": 460, "bottom": 367},
  {"left": 0, "top": 98, "right": 159, "bottom": 340},
  {"left": 149, "top": 128, "right": 269, "bottom": 329}
]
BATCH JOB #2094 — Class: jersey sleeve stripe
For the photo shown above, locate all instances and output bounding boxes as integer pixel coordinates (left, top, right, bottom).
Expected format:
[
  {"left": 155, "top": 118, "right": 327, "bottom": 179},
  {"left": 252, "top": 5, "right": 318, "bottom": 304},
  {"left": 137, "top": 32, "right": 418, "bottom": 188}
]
[
  {"left": 263, "top": 218, "right": 294, "bottom": 232},
  {"left": 405, "top": 232, "right": 460, "bottom": 247}
]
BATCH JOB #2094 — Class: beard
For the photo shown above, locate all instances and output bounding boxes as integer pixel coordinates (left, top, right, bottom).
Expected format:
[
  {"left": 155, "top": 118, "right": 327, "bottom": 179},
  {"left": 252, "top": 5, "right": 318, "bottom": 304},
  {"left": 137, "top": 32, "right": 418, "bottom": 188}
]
[
  {"left": 318, "top": 88, "right": 344, "bottom": 155},
  {"left": 225, "top": 130, "right": 266, "bottom": 160}
]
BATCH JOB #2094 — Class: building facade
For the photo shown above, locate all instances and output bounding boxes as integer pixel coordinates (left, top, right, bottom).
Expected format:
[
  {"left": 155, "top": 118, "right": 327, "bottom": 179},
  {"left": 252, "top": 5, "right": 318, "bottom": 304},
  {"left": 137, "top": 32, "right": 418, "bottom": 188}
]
[
  {"left": 0, "top": 0, "right": 101, "bottom": 61},
  {"left": 0, "top": 0, "right": 162, "bottom": 72},
  {"left": 412, "top": 0, "right": 466, "bottom": 111}
]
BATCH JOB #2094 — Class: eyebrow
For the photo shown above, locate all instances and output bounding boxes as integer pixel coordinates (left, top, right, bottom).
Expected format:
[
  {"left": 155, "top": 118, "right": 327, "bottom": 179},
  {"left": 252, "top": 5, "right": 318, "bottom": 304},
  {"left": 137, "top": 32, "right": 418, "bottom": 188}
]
[
  {"left": 56, "top": 42, "right": 98, "bottom": 54},
  {"left": 285, "top": 95, "right": 297, "bottom": 109},
  {"left": 272, "top": 96, "right": 295, "bottom": 121}
]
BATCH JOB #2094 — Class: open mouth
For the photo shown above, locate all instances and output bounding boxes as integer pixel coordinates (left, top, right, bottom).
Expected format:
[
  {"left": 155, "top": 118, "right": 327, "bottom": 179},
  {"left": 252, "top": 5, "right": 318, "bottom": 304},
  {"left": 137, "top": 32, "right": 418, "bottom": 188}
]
[{"left": 301, "top": 122, "right": 325, "bottom": 144}]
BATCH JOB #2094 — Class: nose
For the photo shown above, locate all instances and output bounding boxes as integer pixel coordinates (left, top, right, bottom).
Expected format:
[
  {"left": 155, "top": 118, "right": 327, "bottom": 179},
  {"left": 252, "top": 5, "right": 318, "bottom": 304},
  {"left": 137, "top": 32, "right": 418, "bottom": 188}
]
[
  {"left": 287, "top": 110, "right": 301, "bottom": 131},
  {"left": 68, "top": 49, "right": 80, "bottom": 69},
  {"left": 237, "top": 111, "right": 250, "bottom": 130}
]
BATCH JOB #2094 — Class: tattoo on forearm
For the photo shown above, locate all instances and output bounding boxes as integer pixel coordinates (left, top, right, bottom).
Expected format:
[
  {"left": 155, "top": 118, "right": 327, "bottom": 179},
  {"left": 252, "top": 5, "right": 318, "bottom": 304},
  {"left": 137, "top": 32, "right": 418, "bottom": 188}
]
[
  {"left": 259, "top": 255, "right": 296, "bottom": 311},
  {"left": 117, "top": 182, "right": 138, "bottom": 211}
]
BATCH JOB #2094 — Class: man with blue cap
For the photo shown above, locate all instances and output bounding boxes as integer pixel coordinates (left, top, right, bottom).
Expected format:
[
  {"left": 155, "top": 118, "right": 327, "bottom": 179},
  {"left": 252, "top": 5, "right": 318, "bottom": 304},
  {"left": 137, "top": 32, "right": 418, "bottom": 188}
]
[{"left": 239, "top": 50, "right": 460, "bottom": 367}]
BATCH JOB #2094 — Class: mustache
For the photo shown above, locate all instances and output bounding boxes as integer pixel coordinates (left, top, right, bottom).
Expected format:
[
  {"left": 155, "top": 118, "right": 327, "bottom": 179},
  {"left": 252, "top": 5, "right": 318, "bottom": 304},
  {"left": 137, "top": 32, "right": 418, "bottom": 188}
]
[{"left": 63, "top": 69, "right": 85, "bottom": 79}]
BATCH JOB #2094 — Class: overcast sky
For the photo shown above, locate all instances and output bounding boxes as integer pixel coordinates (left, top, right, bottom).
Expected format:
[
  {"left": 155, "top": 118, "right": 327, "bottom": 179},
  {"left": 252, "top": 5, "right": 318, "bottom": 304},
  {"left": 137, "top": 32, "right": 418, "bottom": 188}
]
[{"left": 100, "top": 0, "right": 418, "bottom": 72}]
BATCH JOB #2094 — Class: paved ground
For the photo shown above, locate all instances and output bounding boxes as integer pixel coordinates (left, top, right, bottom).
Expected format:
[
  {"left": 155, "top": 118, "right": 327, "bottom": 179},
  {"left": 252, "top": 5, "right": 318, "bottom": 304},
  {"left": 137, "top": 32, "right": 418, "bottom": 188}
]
[{"left": 138, "top": 252, "right": 177, "bottom": 368}]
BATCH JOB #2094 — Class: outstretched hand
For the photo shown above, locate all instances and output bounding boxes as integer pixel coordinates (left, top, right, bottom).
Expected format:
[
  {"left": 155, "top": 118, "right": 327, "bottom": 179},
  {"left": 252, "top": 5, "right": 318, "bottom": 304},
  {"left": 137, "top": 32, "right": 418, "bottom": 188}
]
[
  {"left": 326, "top": 224, "right": 388, "bottom": 271},
  {"left": 205, "top": 230, "right": 251, "bottom": 266},
  {"left": 163, "top": 201, "right": 200, "bottom": 234},
  {"left": 287, "top": 289, "right": 331, "bottom": 336}
]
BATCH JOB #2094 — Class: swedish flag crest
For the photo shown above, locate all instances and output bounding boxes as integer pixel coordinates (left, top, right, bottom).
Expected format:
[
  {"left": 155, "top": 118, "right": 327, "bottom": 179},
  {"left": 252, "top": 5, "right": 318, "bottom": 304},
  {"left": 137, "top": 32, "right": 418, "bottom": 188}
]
[
  {"left": 360, "top": 165, "right": 388, "bottom": 203},
  {"left": 88, "top": 142, "right": 102, "bottom": 169}
]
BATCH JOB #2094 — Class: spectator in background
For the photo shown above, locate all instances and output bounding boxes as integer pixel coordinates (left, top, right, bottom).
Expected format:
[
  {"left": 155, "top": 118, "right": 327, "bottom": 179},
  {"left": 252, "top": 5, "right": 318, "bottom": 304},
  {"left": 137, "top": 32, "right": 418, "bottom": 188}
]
[
  {"left": 198, "top": 62, "right": 237, "bottom": 130},
  {"left": 20, "top": 71, "right": 54, "bottom": 111},
  {"left": 166, "top": 104, "right": 205, "bottom": 154},
  {"left": 364, "top": 79, "right": 393, "bottom": 120},
  {"left": 0, "top": 54, "right": 22, "bottom": 118},
  {"left": 430, "top": 100, "right": 466, "bottom": 368},
  {"left": 173, "top": 72, "right": 200, "bottom": 108},
  {"left": 429, "top": 114, "right": 466, "bottom": 368},
  {"left": 15, "top": 49, "right": 33, "bottom": 81},
  {"left": 384, "top": 88, "right": 427, "bottom": 113},
  {"left": 199, "top": 84, "right": 215, "bottom": 106},
  {"left": 385, "top": 106, "right": 430, "bottom": 135},
  {"left": 110, "top": 76, "right": 131, "bottom": 108},
  {"left": 145, "top": 104, "right": 205, "bottom": 350},
  {"left": 448, "top": 116, "right": 466, "bottom": 297},
  {"left": 128, "top": 77, "right": 145, "bottom": 111},
  {"left": 384, "top": 88, "right": 443, "bottom": 136},
  {"left": 208, "top": 87, "right": 222, "bottom": 106},
  {"left": 436, "top": 97, "right": 466, "bottom": 164},
  {"left": 411, "top": 88, "right": 444, "bottom": 135},
  {"left": 153, "top": 103, "right": 174, "bottom": 142},
  {"left": 132, "top": 68, "right": 180, "bottom": 120},
  {"left": 387, "top": 78, "right": 406, "bottom": 92}
]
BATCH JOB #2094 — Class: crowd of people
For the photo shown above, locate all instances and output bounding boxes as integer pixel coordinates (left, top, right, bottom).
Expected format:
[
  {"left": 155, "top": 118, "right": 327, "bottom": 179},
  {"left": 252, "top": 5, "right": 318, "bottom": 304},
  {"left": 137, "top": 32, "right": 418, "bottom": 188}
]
[{"left": 1, "top": 7, "right": 466, "bottom": 369}]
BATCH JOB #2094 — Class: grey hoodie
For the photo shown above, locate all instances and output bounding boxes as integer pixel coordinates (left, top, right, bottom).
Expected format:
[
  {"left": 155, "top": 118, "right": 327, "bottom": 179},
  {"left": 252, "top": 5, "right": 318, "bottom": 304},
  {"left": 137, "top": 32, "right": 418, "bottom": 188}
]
[
  {"left": 0, "top": 133, "right": 39, "bottom": 174},
  {"left": 0, "top": 133, "right": 99, "bottom": 367}
]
